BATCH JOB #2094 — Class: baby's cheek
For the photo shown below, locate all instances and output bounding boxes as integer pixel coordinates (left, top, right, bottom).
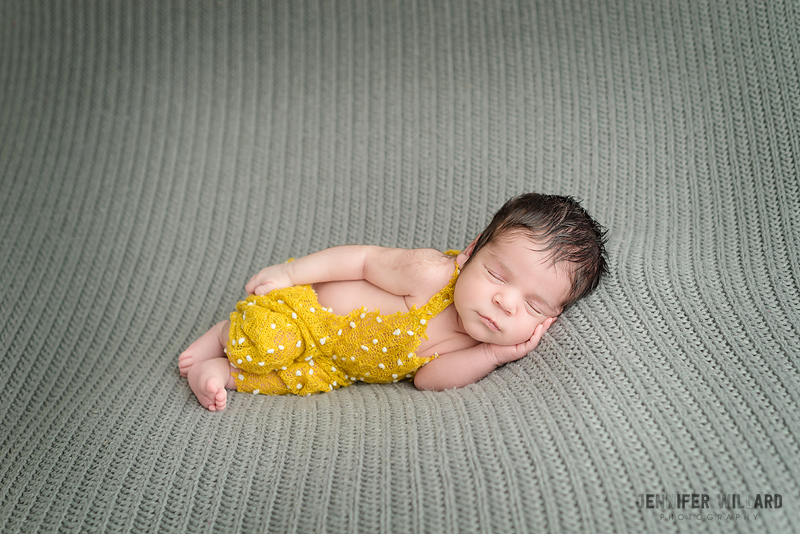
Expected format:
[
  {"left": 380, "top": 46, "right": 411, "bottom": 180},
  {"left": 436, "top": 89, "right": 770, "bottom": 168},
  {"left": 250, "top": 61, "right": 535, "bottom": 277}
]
[
  {"left": 501, "top": 327, "right": 532, "bottom": 346},
  {"left": 513, "top": 319, "right": 542, "bottom": 343}
]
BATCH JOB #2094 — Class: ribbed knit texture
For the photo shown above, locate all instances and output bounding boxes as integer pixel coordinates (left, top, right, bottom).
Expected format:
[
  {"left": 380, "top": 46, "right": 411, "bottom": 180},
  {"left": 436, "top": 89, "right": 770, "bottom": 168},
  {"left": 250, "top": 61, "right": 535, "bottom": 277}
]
[{"left": 1, "top": 0, "right": 798, "bottom": 532}]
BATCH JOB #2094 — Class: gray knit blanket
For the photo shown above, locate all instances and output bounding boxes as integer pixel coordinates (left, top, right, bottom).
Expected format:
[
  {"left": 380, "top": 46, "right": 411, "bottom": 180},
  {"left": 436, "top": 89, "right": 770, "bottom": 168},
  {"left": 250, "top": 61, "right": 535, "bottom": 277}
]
[{"left": 1, "top": 1, "right": 798, "bottom": 532}]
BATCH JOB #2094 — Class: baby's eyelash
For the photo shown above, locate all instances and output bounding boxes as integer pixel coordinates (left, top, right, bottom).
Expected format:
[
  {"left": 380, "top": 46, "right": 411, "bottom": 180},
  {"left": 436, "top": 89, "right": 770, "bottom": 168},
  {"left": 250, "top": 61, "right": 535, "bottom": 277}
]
[{"left": 525, "top": 300, "right": 545, "bottom": 315}]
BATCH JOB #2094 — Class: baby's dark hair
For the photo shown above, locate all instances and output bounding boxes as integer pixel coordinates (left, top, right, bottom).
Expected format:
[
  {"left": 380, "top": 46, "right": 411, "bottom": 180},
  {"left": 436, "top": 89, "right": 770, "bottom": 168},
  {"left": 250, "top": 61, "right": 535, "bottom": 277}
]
[{"left": 466, "top": 193, "right": 609, "bottom": 309}]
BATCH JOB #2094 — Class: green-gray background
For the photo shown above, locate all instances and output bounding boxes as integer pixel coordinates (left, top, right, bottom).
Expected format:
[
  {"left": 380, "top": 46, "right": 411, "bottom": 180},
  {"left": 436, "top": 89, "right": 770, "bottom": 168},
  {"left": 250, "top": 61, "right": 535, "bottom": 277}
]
[{"left": 1, "top": 1, "right": 798, "bottom": 532}]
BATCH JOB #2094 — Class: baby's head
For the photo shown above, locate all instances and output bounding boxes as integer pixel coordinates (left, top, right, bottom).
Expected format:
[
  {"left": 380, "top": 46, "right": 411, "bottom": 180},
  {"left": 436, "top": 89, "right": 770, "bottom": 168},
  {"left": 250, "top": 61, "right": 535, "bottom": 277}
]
[
  {"left": 454, "top": 193, "right": 608, "bottom": 345},
  {"left": 466, "top": 193, "right": 608, "bottom": 308}
]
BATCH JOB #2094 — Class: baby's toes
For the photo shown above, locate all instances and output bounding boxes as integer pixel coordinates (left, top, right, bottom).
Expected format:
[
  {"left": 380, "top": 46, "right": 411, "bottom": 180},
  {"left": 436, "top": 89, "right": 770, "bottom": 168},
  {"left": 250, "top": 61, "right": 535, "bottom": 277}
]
[
  {"left": 214, "top": 389, "right": 227, "bottom": 411},
  {"left": 178, "top": 352, "right": 193, "bottom": 376},
  {"left": 201, "top": 377, "right": 226, "bottom": 411}
]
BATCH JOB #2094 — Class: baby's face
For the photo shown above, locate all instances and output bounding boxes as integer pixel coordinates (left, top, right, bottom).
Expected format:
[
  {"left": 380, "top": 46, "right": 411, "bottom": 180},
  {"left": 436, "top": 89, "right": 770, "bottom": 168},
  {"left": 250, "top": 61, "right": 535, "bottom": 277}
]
[{"left": 453, "top": 232, "right": 572, "bottom": 346}]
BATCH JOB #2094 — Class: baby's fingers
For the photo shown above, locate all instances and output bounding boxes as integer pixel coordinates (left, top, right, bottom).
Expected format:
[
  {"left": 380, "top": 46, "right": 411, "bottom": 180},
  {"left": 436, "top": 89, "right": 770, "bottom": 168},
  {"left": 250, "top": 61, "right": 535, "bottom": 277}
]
[
  {"left": 527, "top": 323, "right": 545, "bottom": 348},
  {"left": 245, "top": 268, "right": 278, "bottom": 294},
  {"left": 245, "top": 278, "right": 261, "bottom": 295},
  {"left": 246, "top": 264, "right": 293, "bottom": 295},
  {"left": 253, "top": 283, "right": 278, "bottom": 296},
  {"left": 245, "top": 272, "right": 263, "bottom": 294},
  {"left": 528, "top": 317, "right": 557, "bottom": 348}
]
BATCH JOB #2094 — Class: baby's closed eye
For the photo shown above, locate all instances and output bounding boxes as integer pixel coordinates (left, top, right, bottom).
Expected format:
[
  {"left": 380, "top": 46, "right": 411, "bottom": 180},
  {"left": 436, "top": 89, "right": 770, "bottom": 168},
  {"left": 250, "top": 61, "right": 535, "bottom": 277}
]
[
  {"left": 525, "top": 301, "right": 544, "bottom": 315},
  {"left": 487, "top": 268, "right": 503, "bottom": 282}
]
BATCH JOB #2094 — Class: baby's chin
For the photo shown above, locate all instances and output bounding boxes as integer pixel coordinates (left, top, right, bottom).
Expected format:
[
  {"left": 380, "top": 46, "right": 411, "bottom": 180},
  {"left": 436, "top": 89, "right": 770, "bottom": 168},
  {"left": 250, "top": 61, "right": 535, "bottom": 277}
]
[
  {"left": 457, "top": 311, "right": 533, "bottom": 345},
  {"left": 466, "top": 324, "right": 532, "bottom": 346}
]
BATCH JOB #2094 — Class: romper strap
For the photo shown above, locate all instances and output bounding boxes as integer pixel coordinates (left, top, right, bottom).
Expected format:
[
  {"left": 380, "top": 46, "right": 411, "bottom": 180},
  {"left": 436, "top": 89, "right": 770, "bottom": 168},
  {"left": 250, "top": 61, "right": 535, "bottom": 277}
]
[{"left": 418, "top": 252, "right": 461, "bottom": 317}]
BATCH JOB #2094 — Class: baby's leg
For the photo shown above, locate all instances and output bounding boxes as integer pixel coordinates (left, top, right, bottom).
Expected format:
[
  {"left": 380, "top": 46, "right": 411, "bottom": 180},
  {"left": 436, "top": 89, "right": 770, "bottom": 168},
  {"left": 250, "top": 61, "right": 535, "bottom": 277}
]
[
  {"left": 179, "top": 320, "right": 230, "bottom": 377},
  {"left": 187, "top": 358, "right": 238, "bottom": 411}
]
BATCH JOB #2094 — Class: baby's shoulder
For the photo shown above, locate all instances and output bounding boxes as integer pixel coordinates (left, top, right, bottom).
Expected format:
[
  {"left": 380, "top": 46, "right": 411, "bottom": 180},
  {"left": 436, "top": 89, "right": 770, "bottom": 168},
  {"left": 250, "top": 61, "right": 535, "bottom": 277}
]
[{"left": 405, "top": 248, "right": 458, "bottom": 299}]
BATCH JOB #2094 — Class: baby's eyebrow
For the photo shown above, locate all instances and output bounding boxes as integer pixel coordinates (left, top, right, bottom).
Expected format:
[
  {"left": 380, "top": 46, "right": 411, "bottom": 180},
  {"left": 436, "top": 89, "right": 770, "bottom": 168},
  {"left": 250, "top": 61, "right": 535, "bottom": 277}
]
[
  {"left": 487, "top": 251, "right": 506, "bottom": 270},
  {"left": 532, "top": 294, "right": 559, "bottom": 316},
  {"left": 487, "top": 252, "right": 512, "bottom": 278}
]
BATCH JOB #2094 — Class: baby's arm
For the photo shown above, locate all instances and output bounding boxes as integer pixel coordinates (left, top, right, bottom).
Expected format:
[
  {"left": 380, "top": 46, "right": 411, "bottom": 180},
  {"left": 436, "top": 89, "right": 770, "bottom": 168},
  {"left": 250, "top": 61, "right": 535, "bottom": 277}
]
[
  {"left": 246, "top": 246, "right": 434, "bottom": 297},
  {"left": 246, "top": 245, "right": 368, "bottom": 295},
  {"left": 413, "top": 318, "right": 555, "bottom": 391}
]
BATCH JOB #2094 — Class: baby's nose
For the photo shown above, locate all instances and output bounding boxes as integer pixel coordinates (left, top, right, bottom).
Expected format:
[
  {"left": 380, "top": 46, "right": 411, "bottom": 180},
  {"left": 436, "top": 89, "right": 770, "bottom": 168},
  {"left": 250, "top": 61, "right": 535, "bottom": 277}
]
[{"left": 493, "top": 293, "right": 514, "bottom": 314}]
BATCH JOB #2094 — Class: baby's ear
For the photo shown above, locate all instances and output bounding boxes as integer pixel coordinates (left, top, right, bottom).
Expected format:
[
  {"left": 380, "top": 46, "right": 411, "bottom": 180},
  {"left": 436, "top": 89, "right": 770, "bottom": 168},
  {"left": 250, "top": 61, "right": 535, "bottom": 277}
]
[
  {"left": 457, "top": 235, "right": 480, "bottom": 267},
  {"left": 464, "top": 235, "right": 480, "bottom": 256}
]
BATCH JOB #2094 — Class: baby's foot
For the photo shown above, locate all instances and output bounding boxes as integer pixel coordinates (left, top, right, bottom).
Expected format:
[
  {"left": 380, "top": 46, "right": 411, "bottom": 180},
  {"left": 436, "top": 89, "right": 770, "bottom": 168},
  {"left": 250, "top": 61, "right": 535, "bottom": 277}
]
[
  {"left": 179, "top": 321, "right": 227, "bottom": 377},
  {"left": 188, "top": 358, "right": 235, "bottom": 411}
]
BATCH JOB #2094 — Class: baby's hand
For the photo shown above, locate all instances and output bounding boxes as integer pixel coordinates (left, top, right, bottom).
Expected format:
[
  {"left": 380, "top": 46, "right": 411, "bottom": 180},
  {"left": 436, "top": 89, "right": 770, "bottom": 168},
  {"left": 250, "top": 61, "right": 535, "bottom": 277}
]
[
  {"left": 484, "top": 317, "right": 556, "bottom": 366},
  {"left": 245, "top": 263, "right": 294, "bottom": 295}
]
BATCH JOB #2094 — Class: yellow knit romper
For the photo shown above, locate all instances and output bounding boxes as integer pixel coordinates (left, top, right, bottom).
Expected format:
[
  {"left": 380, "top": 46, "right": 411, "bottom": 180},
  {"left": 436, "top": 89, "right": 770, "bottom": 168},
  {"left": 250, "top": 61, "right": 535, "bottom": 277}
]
[{"left": 226, "top": 251, "right": 461, "bottom": 396}]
